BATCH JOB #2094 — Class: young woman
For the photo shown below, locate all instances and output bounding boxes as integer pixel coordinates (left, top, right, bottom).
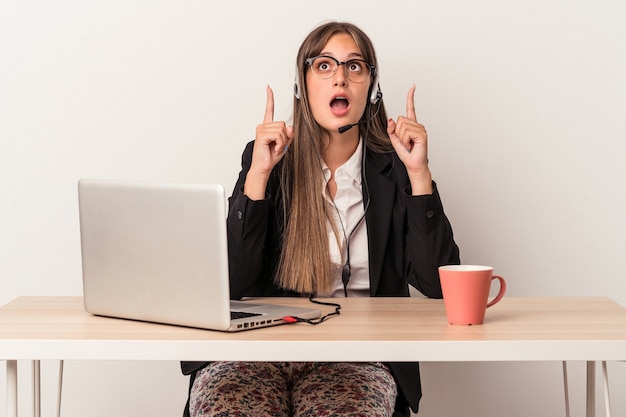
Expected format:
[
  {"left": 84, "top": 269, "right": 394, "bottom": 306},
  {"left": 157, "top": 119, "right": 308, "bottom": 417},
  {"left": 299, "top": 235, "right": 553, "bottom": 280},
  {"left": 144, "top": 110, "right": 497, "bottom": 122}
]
[{"left": 182, "top": 21, "right": 460, "bottom": 417}]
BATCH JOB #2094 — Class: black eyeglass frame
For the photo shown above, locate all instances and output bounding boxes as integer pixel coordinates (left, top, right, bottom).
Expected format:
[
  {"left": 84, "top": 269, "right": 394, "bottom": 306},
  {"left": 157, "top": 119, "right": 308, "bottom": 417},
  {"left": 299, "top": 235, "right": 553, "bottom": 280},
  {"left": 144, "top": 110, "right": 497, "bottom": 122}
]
[{"left": 305, "top": 55, "right": 376, "bottom": 83}]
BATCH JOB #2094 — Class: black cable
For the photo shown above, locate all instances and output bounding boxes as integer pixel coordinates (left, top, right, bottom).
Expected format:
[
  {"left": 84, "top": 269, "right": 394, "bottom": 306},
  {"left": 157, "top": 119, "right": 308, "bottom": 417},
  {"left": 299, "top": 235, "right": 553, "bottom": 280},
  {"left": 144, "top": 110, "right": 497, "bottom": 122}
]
[
  {"left": 339, "top": 99, "right": 375, "bottom": 296},
  {"left": 283, "top": 295, "right": 341, "bottom": 325}
]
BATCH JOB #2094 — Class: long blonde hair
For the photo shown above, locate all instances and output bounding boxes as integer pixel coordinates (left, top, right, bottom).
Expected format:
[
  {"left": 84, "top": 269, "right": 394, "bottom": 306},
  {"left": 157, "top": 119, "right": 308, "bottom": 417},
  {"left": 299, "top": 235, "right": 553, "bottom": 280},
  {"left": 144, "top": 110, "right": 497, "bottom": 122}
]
[{"left": 274, "top": 22, "right": 392, "bottom": 295}]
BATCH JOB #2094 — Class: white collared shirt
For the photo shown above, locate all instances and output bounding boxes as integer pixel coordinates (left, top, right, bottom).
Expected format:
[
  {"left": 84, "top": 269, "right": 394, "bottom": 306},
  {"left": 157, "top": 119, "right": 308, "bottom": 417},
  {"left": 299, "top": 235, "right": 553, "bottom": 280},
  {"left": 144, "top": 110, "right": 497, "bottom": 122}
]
[{"left": 320, "top": 139, "right": 370, "bottom": 297}]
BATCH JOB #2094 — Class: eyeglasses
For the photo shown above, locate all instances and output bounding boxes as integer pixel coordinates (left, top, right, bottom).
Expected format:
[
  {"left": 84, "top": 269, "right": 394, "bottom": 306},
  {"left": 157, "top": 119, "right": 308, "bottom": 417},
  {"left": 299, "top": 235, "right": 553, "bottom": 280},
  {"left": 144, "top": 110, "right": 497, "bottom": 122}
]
[{"left": 305, "top": 55, "right": 375, "bottom": 84}]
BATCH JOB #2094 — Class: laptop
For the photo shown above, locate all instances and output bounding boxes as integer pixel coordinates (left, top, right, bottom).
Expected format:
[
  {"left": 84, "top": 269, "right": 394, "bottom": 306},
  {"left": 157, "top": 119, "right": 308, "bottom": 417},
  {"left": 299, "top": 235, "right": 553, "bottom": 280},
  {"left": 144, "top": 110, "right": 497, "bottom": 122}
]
[{"left": 77, "top": 179, "right": 321, "bottom": 331}]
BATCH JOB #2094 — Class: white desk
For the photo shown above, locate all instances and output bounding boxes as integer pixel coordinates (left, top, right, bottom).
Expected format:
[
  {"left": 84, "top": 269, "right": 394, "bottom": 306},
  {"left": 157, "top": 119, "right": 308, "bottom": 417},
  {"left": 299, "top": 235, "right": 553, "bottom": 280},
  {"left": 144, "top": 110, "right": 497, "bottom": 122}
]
[{"left": 2, "top": 296, "right": 626, "bottom": 416}]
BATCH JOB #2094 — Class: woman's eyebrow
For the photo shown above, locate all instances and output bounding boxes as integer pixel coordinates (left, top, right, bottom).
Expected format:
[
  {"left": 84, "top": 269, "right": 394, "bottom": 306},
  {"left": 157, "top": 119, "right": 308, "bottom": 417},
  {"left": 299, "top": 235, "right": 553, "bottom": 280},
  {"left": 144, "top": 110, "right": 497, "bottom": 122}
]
[{"left": 318, "top": 51, "right": 364, "bottom": 59}]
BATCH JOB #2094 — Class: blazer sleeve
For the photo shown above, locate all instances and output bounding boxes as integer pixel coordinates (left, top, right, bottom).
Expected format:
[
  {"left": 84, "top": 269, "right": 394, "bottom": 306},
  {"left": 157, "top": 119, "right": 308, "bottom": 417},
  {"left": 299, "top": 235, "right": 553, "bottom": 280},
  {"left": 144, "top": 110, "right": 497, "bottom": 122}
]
[
  {"left": 226, "top": 141, "right": 286, "bottom": 299},
  {"left": 404, "top": 182, "right": 460, "bottom": 298}
]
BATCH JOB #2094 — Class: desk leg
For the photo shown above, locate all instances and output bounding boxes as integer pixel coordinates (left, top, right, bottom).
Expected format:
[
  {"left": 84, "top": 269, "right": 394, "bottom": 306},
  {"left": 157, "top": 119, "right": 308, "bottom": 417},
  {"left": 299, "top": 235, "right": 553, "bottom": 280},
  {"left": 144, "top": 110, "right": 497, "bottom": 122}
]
[
  {"left": 562, "top": 362, "right": 570, "bottom": 417},
  {"left": 33, "top": 360, "right": 40, "bottom": 417},
  {"left": 57, "top": 360, "right": 64, "bottom": 417},
  {"left": 7, "top": 360, "right": 17, "bottom": 417},
  {"left": 601, "top": 361, "right": 611, "bottom": 417},
  {"left": 586, "top": 361, "right": 596, "bottom": 417}
]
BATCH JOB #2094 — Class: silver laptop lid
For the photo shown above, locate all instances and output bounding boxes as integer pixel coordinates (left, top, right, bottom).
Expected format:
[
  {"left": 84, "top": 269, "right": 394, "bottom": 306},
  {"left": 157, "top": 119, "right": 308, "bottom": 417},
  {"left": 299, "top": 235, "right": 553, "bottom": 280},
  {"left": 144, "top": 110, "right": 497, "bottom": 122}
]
[{"left": 78, "top": 179, "right": 232, "bottom": 330}]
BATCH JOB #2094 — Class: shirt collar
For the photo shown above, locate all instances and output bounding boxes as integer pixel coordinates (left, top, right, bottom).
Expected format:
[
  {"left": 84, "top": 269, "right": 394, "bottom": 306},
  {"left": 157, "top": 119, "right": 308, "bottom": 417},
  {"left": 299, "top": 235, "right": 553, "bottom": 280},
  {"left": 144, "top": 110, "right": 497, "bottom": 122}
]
[{"left": 321, "top": 138, "right": 363, "bottom": 185}]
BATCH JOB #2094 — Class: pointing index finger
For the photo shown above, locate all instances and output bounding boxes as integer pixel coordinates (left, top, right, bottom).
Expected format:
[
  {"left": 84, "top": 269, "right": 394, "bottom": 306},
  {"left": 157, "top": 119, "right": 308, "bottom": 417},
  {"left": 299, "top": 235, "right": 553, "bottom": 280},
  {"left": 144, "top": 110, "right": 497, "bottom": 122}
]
[
  {"left": 263, "top": 85, "right": 274, "bottom": 123},
  {"left": 406, "top": 84, "right": 417, "bottom": 121}
]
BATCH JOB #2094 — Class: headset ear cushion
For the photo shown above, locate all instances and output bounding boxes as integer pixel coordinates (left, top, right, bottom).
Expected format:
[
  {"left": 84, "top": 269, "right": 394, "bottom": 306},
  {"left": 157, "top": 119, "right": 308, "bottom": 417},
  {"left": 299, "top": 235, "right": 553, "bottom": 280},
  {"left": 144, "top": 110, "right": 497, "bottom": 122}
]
[
  {"left": 294, "top": 65, "right": 301, "bottom": 100},
  {"left": 370, "top": 85, "right": 382, "bottom": 104},
  {"left": 294, "top": 80, "right": 300, "bottom": 100},
  {"left": 370, "top": 83, "right": 382, "bottom": 104},
  {"left": 369, "top": 72, "right": 381, "bottom": 104}
]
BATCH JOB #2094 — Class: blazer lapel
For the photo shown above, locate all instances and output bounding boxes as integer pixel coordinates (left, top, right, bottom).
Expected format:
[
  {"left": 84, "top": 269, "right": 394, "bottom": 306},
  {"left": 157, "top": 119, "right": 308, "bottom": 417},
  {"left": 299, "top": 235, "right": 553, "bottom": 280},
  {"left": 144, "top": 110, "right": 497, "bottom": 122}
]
[{"left": 363, "top": 152, "right": 396, "bottom": 295}]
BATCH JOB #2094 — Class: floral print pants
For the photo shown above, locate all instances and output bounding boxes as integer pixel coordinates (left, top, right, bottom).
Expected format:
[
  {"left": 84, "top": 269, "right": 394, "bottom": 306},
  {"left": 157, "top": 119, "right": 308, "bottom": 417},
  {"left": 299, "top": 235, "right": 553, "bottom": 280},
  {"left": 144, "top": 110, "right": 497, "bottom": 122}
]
[{"left": 190, "top": 361, "right": 397, "bottom": 417}]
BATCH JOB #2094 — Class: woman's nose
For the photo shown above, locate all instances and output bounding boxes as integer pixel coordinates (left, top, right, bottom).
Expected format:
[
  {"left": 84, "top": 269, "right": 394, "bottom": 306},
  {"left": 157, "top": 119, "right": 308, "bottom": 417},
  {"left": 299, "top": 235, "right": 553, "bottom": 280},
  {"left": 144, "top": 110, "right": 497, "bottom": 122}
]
[{"left": 332, "top": 65, "right": 348, "bottom": 86}]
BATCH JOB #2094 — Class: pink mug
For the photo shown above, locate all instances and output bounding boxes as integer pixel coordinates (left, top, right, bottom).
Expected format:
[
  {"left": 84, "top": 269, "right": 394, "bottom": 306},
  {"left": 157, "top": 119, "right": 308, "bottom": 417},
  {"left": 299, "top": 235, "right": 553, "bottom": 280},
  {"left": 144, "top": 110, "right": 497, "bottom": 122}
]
[{"left": 439, "top": 265, "right": 506, "bottom": 325}]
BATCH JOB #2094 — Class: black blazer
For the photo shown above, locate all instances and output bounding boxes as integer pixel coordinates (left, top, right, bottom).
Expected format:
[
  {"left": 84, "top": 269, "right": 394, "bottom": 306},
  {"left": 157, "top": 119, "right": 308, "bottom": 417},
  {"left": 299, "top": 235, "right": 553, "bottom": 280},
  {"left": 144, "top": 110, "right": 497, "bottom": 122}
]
[{"left": 182, "top": 141, "right": 460, "bottom": 416}]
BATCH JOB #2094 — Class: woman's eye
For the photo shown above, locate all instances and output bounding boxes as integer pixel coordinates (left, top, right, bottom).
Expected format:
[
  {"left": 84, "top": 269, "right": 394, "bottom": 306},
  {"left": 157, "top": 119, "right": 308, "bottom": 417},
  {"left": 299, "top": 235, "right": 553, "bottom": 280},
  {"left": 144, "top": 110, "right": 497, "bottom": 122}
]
[
  {"left": 313, "top": 57, "right": 336, "bottom": 72},
  {"left": 348, "top": 62, "right": 363, "bottom": 72}
]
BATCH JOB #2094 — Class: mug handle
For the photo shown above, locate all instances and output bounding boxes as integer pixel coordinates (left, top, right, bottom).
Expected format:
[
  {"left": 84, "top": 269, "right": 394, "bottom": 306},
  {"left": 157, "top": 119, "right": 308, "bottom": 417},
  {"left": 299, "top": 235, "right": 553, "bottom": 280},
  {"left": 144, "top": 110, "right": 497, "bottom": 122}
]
[{"left": 486, "top": 275, "right": 506, "bottom": 308}]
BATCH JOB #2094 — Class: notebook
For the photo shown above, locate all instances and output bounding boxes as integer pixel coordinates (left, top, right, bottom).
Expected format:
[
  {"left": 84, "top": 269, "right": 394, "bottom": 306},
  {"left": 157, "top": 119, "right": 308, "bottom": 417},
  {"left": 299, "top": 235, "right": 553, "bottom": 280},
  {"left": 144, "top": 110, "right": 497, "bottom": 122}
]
[{"left": 78, "top": 179, "right": 321, "bottom": 331}]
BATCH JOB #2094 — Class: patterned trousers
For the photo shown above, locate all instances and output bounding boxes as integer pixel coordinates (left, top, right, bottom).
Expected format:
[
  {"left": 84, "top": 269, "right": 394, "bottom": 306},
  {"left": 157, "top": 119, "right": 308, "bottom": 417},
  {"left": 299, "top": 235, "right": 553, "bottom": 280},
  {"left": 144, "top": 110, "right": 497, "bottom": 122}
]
[{"left": 189, "top": 361, "right": 398, "bottom": 417}]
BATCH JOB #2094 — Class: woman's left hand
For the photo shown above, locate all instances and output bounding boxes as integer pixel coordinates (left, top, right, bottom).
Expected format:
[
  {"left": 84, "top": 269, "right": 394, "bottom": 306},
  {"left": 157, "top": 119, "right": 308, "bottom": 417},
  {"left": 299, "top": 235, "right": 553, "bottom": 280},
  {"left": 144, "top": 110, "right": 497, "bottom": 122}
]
[{"left": 387, "top": 85, "right": 433, "bottom": 195}]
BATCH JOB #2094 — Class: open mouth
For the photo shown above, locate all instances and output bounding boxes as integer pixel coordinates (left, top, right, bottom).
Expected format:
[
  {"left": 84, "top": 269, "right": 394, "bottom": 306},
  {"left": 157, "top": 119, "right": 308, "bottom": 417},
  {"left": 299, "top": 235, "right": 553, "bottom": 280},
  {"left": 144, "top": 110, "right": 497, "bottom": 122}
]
[{"left": 330, "top": 96, "right": 350, "bottom": 112}]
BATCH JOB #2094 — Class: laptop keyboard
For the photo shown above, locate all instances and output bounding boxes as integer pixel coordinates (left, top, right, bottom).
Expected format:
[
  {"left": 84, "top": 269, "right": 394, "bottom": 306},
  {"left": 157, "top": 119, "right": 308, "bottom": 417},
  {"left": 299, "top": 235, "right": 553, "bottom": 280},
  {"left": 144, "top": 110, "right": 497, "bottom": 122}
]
[{"left": 231, "top": 310, "right": 262, "bottom": 320}]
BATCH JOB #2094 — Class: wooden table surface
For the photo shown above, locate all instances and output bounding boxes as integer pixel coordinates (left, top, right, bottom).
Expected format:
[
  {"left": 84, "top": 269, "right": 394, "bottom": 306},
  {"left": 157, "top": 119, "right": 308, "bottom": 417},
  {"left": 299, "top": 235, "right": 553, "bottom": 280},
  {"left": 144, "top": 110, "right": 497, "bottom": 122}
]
[{"left": 2, "top": 296, "right": 626, "bottom": 362}]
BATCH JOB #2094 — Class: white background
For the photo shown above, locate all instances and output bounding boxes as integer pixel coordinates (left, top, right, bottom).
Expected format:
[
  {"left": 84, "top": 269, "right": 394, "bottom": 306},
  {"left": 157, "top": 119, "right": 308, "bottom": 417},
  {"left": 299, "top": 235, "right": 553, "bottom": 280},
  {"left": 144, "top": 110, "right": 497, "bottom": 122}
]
[{"left": 1, "top": 1, "right": 625, "bottom": 416}]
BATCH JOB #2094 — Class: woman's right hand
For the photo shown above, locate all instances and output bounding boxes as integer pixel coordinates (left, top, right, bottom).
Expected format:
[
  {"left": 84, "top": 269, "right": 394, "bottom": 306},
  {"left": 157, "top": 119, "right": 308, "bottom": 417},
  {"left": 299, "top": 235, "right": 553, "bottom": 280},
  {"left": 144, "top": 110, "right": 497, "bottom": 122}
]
[{"left": 244, "top": 86, "right": 294, "bottom": 200}]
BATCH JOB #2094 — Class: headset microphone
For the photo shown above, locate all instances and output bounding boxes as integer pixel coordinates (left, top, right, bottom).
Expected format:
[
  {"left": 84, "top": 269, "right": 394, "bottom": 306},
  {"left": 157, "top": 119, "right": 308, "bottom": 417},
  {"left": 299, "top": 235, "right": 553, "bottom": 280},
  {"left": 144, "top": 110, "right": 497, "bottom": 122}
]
[
  {"left": 338, "top": 121, "right": 361, "bottom": 134},
  {"left": 337, "top": 90, "right": 383, "bottom": 134}
]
